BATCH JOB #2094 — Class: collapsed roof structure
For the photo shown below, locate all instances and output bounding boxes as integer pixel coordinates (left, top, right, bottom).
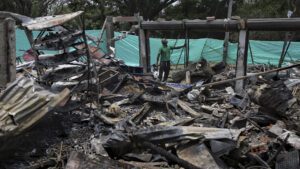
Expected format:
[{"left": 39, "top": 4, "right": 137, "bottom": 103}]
[{"left": 1, "top": 11, "right": 300, "bottom": 169}]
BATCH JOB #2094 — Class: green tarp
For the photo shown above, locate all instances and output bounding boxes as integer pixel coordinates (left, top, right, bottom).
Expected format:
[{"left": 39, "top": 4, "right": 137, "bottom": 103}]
[{"left": 16, "top": 29, "right": 300, "bottom": 67}]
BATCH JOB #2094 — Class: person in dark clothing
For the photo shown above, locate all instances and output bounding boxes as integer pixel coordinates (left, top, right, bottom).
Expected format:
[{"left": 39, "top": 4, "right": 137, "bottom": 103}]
[{"left": 156, "top": 38, "right": 185, "bottom": 82}]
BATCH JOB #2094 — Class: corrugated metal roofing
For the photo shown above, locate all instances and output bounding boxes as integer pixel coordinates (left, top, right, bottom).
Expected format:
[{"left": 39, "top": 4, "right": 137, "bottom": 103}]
[
  {"left": 0, "top": 77, "right": 70, "bottom": 138},
  {"left": 22, "top": 11, "right": 84, "bottom": 31}
]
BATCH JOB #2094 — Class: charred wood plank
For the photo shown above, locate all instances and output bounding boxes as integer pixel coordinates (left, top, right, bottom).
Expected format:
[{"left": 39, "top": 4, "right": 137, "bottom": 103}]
[
  {"left": 140, "top": 141, "right": 202, "bottom": 169},
  {"left": 177, "top": 99, "right": 202, "bottom": 117}
]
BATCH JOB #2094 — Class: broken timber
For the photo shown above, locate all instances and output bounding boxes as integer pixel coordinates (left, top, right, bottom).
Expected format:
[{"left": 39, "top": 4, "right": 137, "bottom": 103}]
[
  {"left": 177, "top": 99, "right": 202, "bottom": 117},
  {"left": 0, "top": 17, "right": 16, "bottom": 88},
  {"left": 235, "top": 30, "right": 249, "bottom": 93},
  {"left": 194, "top": 63, "right": 300, "bottom": 89}
]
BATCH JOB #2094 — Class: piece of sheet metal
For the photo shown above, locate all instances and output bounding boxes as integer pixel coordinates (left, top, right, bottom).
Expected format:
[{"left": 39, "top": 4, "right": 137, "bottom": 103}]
[
  {"left": 22, "top": 11, "right": 84, "bottom": 30},
  {"left": 133, "top": 126, "right": 242, "bottom": 144},
  {"left": 177, "top": 143, "right": 221, "bottom": 169},
  {"left": 0, "top": 77, "right": 70, "bottom": 138}
]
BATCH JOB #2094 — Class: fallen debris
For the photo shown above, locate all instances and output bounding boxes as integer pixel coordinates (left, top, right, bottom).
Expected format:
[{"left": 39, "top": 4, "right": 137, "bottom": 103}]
[
  {"left": 0, "top": 77, "right": 70, "bottom": 140},
  {"left": 2, "top": 10, "right": 300, "bottom": 169}
]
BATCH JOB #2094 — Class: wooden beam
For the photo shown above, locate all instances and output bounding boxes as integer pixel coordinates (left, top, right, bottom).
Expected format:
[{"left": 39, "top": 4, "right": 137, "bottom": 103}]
[
  {"left": 0, "top": 18, "right": 16, "bottom": 88},
  {"left": 194, "top": 63, "right": 300, "bottom": 89},
  {"left": 113, "top": 16, "right": 139, "bottom": 23},
  {"left": 223, "top": 0, "right": 233, "bottom": 64},
  {"left": 145, "top": 31, "right": 151, "bottom": 72},
  {"left": 141, "top": 20, "right": 239, "bottom": 31},
  {"left": 105, "top": 16, "right": 114, "bottom": 54},
  {"left": 139, "top": 29, "right": 148, "bottom": 73},
  {"left": 141, "top": 18, "right": 300, "bottom": 31},
  {"left": 0, "top": 19, "right": 7, "bottom": 88},
  {"left": 6, "top": 18, "right": 16, "bottom": 83},
  {"left": 177, "top": 99, "right": 200, "bottom": 117},
  {"left": 139, "top": 16, "right": 147, "bottom": 73},
  {"left": 184, "top": 29, "right": 189, "bottom": 68},
  {"left": 235, "top": 30, "right": 249, "bottom": 93},
  {"left": 247, "top": 18, "right": 300, "bottom": 31}
]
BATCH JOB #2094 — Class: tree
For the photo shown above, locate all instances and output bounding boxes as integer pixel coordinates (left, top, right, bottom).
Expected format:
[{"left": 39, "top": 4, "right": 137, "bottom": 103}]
[
  {"left": 235, "top": 0, "right": 289, "bottom": 40},
  {"left": 236, "top": 0, "right": 287, "bottom": 18},
  {"left": 0, "top": 0, "right": 61, "bottom": 17},
  {"left": 164, "top": 0, "right": 231, "bottom": 20},
  {"left": 0, "top": 0, "right": 32, "bottom": 16},
  {"left": 111, "top": 0, "right": 177, "bottom": 20}
]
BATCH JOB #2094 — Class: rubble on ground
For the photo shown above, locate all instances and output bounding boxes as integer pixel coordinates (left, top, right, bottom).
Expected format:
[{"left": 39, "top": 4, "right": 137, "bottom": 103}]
[
  {"left": 3, "top": 57, "right": 300, "bottom": 169},
  {"left": 2, "top": 11, "right": 300, "bottom": 169}
]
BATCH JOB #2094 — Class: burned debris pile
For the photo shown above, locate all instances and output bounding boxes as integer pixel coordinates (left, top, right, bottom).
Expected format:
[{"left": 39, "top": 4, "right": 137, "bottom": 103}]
[
  {"left": 1, "top": 11, "right": 300, "bottom": 169},
  {"left": 4, "top": 57, "right": 300, "bottom": 169}
]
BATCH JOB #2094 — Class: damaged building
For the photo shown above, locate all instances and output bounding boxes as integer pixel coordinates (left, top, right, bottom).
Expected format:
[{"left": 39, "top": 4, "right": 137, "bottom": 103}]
[{"left": 1, "top": 10, "right": 300, "bottom": 169}]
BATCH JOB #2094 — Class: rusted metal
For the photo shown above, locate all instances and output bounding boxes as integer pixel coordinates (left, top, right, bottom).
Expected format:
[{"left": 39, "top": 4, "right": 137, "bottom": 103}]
[{"left": 0, "top": 77, "right": 70, "bottom": 138}]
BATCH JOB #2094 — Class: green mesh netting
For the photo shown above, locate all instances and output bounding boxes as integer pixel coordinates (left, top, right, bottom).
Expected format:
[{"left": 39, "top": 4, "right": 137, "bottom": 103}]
[{"left": 16, "top": 29, "right": 300, "bottom": 66}]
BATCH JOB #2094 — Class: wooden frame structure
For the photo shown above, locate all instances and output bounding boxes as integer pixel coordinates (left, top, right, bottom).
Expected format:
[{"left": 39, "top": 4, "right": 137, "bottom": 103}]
[
  {"left": 104, "top": 15, "right": 148, "bottom": 71},
  {"left": 138, "top": 18, "right": 300, "bottom": 92}
]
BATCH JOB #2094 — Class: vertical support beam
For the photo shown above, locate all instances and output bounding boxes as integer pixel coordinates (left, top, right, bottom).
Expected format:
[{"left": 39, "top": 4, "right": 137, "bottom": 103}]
[
  {"left": 0, "top": 19, "right": 7, "bottom": 88},
  {"left": 139, "top": 30, "right": 147, "bottom": 73},
  {"left": 6, "top": 18, "right": 16, "bottom": 83},
  {"left": 106, "top": 16, "right": 114, "bottom": 54},
  {"left": 184, "top": 29, "right": 189, "bottom": 68},
  {"left": 139, "top": 16, "right": 148, "bottom": 73},
  {"left": 0, "top": 18, "right": 16, "bottom": 88},
  {"left": 25, "top": 29, "right": 34, "bottom": 46},
  {"left": 223, "top": 0, "right": 233, "bottom": 64},
  {"left": 235, "top": 30, "right": 249, "bottom": 93},
  {"left": 145, "top": 31, "right": 151, "bottom": 72}
]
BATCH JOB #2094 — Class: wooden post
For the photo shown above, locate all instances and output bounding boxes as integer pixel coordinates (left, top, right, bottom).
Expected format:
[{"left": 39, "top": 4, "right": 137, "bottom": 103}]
[
  {"left": 6, "top": 18, "right": 16, "bottom": 83},
  {"left": 223, "top": 0, "right": 233, "bottom": 64},
  {"left": 145, "top": 31, "right": 151, "bottom": 72},
  {"left": 0, "top": 18, "right": 16, "bottom": 88},
  {"left": 139, "top": 16, "right": 148, "bottom": 73},
  {"left": 0, "top": 19, "right": 7, "bottom": 88},
  {"left": 106, "top": 16, "right": 114, "bottom": 54},
  {"left": 186, "top": 71, "right": 191, "bottom": 84},
  {"left": 184, "top": 28, "right": 189, "bottom": 68},
  {"left": 25, "top": 29, "right": 34, "bottom": 46},
  {"left": 235, "top": 30, "right": 249, "bottom": 93}
]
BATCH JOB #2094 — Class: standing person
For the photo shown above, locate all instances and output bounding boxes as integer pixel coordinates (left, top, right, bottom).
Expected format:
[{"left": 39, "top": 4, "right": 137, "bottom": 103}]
[{"left": 156, "top": 38, "right": 185, "bottom": 82}]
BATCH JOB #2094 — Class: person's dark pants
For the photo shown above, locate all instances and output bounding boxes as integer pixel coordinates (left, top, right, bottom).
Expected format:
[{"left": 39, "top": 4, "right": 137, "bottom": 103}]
[{"left": 158, "top": 61, "right": 170, "bottom": 81}]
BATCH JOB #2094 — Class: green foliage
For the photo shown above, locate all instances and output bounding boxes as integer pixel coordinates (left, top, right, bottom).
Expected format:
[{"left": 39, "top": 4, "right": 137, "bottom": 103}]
[
  {"left": 0, "top": 0, "right": 32, "bottom": 16},
  {"left": 236, "top": 0, "right": 287, "bottom": 18},
  {"left": 0, "top": 0, "right": 293, "bottom": 40},
  {"left": 165, "top": 0, "right": 229, "bottom": 20},
  {"left": 235, "top": 0, "right": 288, "bottom": 40}
]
